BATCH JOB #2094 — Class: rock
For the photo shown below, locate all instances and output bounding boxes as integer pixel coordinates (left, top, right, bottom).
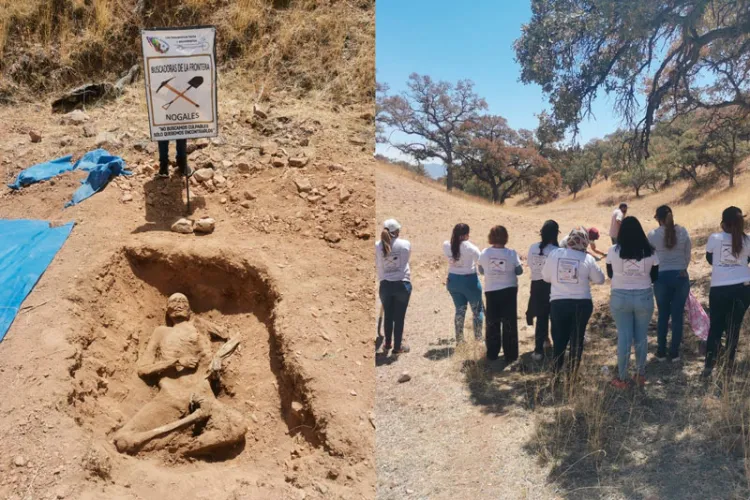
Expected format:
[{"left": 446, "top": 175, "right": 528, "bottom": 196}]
[
  {"left": 338, "top": 187, "right": 351, "bottom": 203},
  {"left": 222, "top": 160, "right": 233, "bottom": 169},
  {"left": 220, "top": 197, "right": 227, "bottom": 204},
  {"left": 82, "top": 124, "right": 97, "bottom": 138},
  {"left": 95, "top": 132, "right": 122, "bottom": 148},
  {"left": 194, "top": 217, "right": 215, "bottom": 234},
  {"left": 146, "top": 142, "right": 157, "bottom": 154},
  {"left": 193, "top": 168, "right": 214, "bottom": 182},
  {"left": 324, "top": 232, "right": 342, "bottom": 243},
  {"left": 133, "top": 140, "right": 149, "bottom": 152},
  {"left": 171, "top": 218, "right": 194, "bottom": 234},
  {"left": 121, "top": 193, "right": 133, "bottom": 203},
  {"left": 272, "top": 157, "right": 287, "bottom": 168},
  {"left": 185, "top": 143, "right": 199, "bottom": 154},
  {"left": 243, "top": 190, "right": 256, "bottom": 201},
  {"left": 213, "top": 174, "right": 227, "bottom": 187},
  {"left": 253, "top": 103, "right": 268, "bottom": 119},
  {"left": 240, "top": 201, "right": 252, "bottom": 209},
  {"left": 398, "top": 372, "right": 411, "bottom": 383},
  {"left": 329, "top": 163, "right": 345, "bottom": 172},
  {"left": 229, "top": 193, "right": 240, "bottom": 202},
  {"left": 290, "top": 401, "right": 305, "bottom": 420},
  {"left": 210, "top": 136, "right": 225, "bottom": 146},
  {"left": 63, "top": 109, "right": 89, "bottom": 125},
  {"left": 289, "top": 156, "right": 309, "bottom": 168},
  {"left": 13, "top": 456, "right": 26, "bottom": 467},
  {"left": 260, "top": 142, "right": 279, "bottom": 156},
  {"left": 349, "top": 390, "right": 357, "bottom": 396},
  {"left": 294, "top": 178, "right": 312, "bottom": 193},
  {"left": 349, "top": 136, "right": 367, "bottom": 146},
  {"left": 29, "top": 130, "right": 42, "bottom": 143},
  {"left": 60, "top": 136, "right": 73, "bottom": 147},
  {"left": 236, "top": 160, "right": 252, "bottom": 173},
  {"left": 82, "top": 443, "right": 111, "bottom": 479},
  {"left": 307, "top": 195, "right": 322, "bottom": 203},
  {"left": 196, "top": 138, "right": 210, "bottom": 148},
  {"left": 56, "top": 487, "right": 67, "bottom": 499}
]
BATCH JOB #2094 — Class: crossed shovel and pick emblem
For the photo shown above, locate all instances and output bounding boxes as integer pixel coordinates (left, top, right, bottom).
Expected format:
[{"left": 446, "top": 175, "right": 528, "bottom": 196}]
[{"left": 155, "top": 76, "right": 204, "bottom": 110}]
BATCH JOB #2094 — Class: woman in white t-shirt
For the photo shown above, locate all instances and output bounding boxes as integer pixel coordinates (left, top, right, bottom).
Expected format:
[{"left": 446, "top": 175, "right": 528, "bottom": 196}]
[
  {"left": 606, "top": 217, "right": 659, "bottom": 389},
  {"left": 526, "top": 220, "right": 559, "bottom": 360},
  {"left": 542, "top": 227, "right": 606, "bottom": 378},
  {"left": 703, "top": 206, "right": 750, "bottom": 377},
  {"left": 376, "top": 219, "right": 412, "bottom": 354},
  {"left": 478, "top": 225, "right": 523, "bottom": 362},
  {"left": 443, "top": 223, "right": 484, "bottom": 342}
]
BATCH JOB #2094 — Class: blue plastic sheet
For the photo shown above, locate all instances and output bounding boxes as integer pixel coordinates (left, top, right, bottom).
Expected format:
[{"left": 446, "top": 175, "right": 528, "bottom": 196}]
[
  {"left": 0, "top": 219, "right": 74, "bottom": 342},
  {"left": 7, "top": 155, "right": 75, "bottom": 190},
  {"left": 66, "top": 151, "right": 131, "bottom": 207}
]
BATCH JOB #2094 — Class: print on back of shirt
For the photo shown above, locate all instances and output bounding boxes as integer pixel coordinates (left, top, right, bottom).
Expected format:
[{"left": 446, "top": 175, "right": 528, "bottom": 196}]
[
  {"left": 385, "top": 254, "right": 401, "bottom": 271},
  {"left": 529, "top": 254, "right": 546, "bottom": 272},
  {"left": 720, "top": 243, "right": 739, "bottom": 266},
  {"left": 489, "top": 257, "right": 507, "bottom": 274},
  {"left": 558, "top": 258, "right": 580, "bottom": 284},
  {"left": 623, "top": 259, "right": 646, "bottom": 277}
]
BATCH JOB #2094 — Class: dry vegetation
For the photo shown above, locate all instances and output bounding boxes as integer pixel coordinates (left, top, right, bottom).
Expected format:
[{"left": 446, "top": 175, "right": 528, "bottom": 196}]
[{"left": 0, "top": 0, "right": 374, "bottom": 105}]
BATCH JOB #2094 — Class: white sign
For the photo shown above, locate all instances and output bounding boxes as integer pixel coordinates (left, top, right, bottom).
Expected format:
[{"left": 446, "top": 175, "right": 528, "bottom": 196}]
[{"left": 141, "top": 26, "right": 218, "bottom": 141}]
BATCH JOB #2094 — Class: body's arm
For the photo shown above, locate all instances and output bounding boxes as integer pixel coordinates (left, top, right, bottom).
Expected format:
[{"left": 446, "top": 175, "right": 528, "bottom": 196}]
[
  {"left": 650, "top": 265, "right": 659, "bottom": 283},
  {"left": 684, "top": 230, "right": 692, "bottom": 268},
  {"left": 515, "top": 265, "right": 523, "bottom": 276},
  {"left": 137, "top": 327, "right": 177, "bottom": 378},
  {"left": 606, "top": 263, "right": 613, "bottom": 279},
  {"left": 541, "top": 257, "right": 553, "bottom": 283},
  {"left": 589, "top": 259, "right": 606, "bottom": 285},
  {"left": 194, "top": 316, "right": 228, "bottom": 340},
  {"left": 706, "top": 253, "right": 713, "bottom": 265}
]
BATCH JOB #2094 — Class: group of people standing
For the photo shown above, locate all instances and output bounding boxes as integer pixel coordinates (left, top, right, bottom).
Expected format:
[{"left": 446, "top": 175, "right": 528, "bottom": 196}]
[{"left": 376, "top": 204, "right": 750, "bottom": 386}]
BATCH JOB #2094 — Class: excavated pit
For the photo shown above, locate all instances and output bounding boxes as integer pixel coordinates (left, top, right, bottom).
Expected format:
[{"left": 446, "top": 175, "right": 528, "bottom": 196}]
[{"left": 66, "top": 241, "right": 323, "bottom": 464}]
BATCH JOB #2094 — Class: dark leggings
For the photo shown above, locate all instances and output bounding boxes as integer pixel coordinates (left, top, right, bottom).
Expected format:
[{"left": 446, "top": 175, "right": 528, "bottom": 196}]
[
  {"left": 705, "top": 283, "right": 750, "bottom": 370},
  {"left": 379, "top": 280, "right": 412, "bottom": 350},
  {"left": 485, "top": 287, "right": 518, "bottom": 361},
  {"left": 158, "top": 139, "right": 187, "bottom": 170},
  {"left": 551, "top": 299, "right": 594, "bottom": 375},
  {"left": 526, "top": 280, "right": 552, "bottom": 354}
]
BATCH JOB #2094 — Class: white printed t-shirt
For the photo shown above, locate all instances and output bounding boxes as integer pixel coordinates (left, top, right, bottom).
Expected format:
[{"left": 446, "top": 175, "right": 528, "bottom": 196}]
[
  {"left": 442, "top": 240, "right": 481, "bottom": 275},
  {"left": 610, "top": 209, "right": 624, "bottom": 238},
  {"left": 606, "top": 246, "right": 659, "bottom": 290},
  {"left": 478, "top": 247, "right": 522, "bottom": 292},
  {"left": 542, "top": 247, "right": 606, "bottom": 301},
  {"left": 706, "top": 232, "right": 750, "bottom": 287},
  {"left": 527, "top": 242, "right": 558, "bottom": 281},
  {"left": 376, "top": 238, "right": 411, "bottom": 282}
]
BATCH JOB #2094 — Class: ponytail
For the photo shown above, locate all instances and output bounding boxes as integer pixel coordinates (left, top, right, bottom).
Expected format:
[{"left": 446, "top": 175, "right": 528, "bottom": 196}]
[
  {"left": 664, "top": 212, "right": 676, "bottom": 249},
  {"left": 381, "top": 229, "right": 392, "bottom": 257},
  {"left": 730, "top": 212, "right": 746, "bottom": 258},
  {"left": 450, "top": 223, "right": 470, "bottom": 261}
]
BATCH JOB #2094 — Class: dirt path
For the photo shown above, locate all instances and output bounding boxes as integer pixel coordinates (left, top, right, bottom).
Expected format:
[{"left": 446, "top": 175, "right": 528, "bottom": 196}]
[
  {"left": 375, "top": 164, "right": 750, "bottom": 500},
  {"left": 0, "top": 90, "right": 375, "bottom": 500}
]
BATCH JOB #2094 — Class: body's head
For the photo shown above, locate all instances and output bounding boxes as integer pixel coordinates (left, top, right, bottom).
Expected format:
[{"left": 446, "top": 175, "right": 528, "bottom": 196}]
[
  {"left": 539, "top": 220, "right": 559, "bottom": 254},
  {"left": 617, "top": 216, "right": 653, "bottom": 260},
  {"left": 450, "top": 223, "right": 471, "bottom": 260},
  {"left": 721, "top": 206, "right": 747, "bottom": 257},
  {"left": 381, "top": 219, "right": 401, "bottom": 256},
  {"left": 167, "top": 293, "right": 192, "bottom": 323},
  {"left": 564, "top": 227, "right": 589, "bottom": 253},
  {"left": 488, "top": 225, "right": 509, "bottom": 248},
  {"left": 654, "top": 205, "right": 676, "bottom": 249},
  {"left": 619, "top": 203, "right": 628, "bottom": 216}
]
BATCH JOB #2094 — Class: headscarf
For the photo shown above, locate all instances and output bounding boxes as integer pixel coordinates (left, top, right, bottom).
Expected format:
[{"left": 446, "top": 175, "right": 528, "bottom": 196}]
[{"left": 564, "top": 227, "right": 589, "bottom": 253}]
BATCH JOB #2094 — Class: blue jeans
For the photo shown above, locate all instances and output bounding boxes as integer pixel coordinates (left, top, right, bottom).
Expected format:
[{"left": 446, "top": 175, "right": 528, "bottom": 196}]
[
  {"left": 653, "top": 270, "right": 690, "bottom": 358},
  {"left": 610, "top": 288, "right": 654, "bottom": 380},
  {"left": 446, "top": 273, "right": 484, "bottom": 341},
  {"left": 379, "top": 280, "right": 412, "bottom": 350}
]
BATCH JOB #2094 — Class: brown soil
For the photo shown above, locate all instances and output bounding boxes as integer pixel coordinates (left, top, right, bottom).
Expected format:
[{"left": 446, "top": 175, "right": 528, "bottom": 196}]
[
  {"left": 0, "top": 84, "right": 375, "bottom": 499},
  {"left": 376, "top": 163, "right": 750, "bottom": 500}
]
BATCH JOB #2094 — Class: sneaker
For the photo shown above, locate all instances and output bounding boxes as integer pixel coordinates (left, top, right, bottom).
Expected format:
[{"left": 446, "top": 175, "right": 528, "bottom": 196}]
[
  {"left": 670, "top": 356, "right": 681, "bottom": 363},
  {"left": 532, "top": 352, "right": 543, "bottom": 361},
  {"left": 655, "top": 353, "right": 667, "bottom": 362},
  {"left": 392, "top": 345, "right": 410, "bottom": 354},
  {"left": 155, "top": 171, "right": 169, "bottom": 179},
  {"left": 610, "top": 378, "right": 629, "bottom": 389},
  {"left": 632, "top": 374, "right": 646, "bottom": 387},
  {"left": 179, "top": 166, "right": 194, "bottom": 178},
  {"left": 383, "top": 343, "right": 392, "bottom": 351}
]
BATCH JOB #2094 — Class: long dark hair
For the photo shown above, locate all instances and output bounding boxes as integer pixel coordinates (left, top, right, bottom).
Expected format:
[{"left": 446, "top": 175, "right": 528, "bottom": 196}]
[
  {"left": 451, "top": 223, "right": 470, "bottom": 260},
  {"left": 539, "top": 220, "right": 559, "bottom": 255},
  {"left": 617, "top": 216, "right": 654, "bottom": 260},
  {"left": 381, "top": 229, "right": 393, "bottom": 256},
  {"left": 655, "top": 205, "right": 677, "bottom": 249},
  {"left": 722, "top": 206, "right": 747, "bottom": 257}
]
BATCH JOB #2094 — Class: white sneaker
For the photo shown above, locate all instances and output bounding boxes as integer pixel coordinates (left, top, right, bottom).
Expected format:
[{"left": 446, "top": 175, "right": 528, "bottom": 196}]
[
  {"left": 532, "top": 352, "right": 543, "bottom": 361},
  {"left": 671, "top": 356, "right": 680, "bottom": 363}
]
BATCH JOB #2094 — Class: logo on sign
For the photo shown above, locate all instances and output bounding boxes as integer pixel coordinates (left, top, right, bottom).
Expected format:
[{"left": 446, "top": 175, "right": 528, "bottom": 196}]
[{"left": 147, "top": 37, "right": 170, "bottom": 54}]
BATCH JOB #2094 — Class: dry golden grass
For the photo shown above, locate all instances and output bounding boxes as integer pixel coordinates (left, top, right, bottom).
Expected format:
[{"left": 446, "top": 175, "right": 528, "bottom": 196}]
[{"left": 0, "top": 0, "right": 374, "bottom": 104}]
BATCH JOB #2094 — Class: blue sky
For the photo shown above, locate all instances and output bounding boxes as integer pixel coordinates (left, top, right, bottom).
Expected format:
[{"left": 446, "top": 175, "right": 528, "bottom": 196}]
[{"left": 376, "top": 0, "right": 626, "bottom": 163}]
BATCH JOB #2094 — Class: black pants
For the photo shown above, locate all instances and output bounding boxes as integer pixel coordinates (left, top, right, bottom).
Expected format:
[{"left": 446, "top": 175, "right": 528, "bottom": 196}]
[
  {"left": 550, "top": 299, "right": 594, "bottom": 375},
  {"left": 379, "top": 280, "right": 412, "bottom": 350},
  {"left": 158, "top": 139, "right": 188, "bottom": 172},
  {"left": 485, "top": 287, "right": 518, "bottom": 361},
  {"left": 705, "top": 283, "right": 750, "bottom": 370},
  {"left": 526, "top": 280, "right": 552, "bottom": 354}
]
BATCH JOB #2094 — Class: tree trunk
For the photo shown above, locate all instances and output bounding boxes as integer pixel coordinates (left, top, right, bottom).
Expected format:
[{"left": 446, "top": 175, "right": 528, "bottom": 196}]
[
  {"left": 491, "top": 183, "right": 500, "bottom": 204},
  {"left": 446, "top": 164, "right": 454, "bottom": 191},
  {"left": 729, "top": 166, "right": 735, "bottom": 187},
  {"left": 635, "top": 186, "right": 641, "bottom": 197}
]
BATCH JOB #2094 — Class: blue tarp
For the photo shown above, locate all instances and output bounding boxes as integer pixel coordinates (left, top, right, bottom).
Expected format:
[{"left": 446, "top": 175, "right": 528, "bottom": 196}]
[
  {"left": 66, "top": 150, "right": 132, "bottom": 207},
  {"left": 7, "top": 155, "right": 76, "bottom": 190},
  {"left": 7, "top": 149, "right": 131, "bottom": 208},
  {"left": 0, "top": 219, "right": 74, "bottom": 342}
]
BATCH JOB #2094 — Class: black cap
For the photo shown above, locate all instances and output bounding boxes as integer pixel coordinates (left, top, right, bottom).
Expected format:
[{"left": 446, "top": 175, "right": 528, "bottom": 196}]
[
  {"left": 722, "top": 206, "right": 744, "bottom": 224},
  {"left": 655, "top": 205, "right": 672, "bottom": 220}
]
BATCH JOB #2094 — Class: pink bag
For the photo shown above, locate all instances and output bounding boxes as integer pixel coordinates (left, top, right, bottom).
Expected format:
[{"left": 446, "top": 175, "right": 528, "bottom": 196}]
[{"left": 686, "top": 291, "right": 709, "bottom": 341}]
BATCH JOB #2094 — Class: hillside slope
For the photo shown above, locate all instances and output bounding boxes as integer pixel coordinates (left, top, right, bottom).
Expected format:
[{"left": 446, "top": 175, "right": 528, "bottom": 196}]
[{"left": 376, "top": 163, "right": 750, "bottom": 500}]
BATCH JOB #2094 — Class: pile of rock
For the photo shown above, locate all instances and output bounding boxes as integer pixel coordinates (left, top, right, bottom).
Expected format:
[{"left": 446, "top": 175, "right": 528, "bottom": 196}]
[{"left": 170, "top": 217, "right": 216, "bottom": 235}]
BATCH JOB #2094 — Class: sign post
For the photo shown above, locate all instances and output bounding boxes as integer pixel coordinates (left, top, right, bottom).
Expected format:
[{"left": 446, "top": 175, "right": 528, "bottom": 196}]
[{"left": 141, "top": 26, "right": 218, "bottom": 213}]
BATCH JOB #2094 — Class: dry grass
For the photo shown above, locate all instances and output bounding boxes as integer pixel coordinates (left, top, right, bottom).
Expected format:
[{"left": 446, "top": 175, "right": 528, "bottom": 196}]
[{"left": 0, "top": 0, "right": 374, "bottom": 104}]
